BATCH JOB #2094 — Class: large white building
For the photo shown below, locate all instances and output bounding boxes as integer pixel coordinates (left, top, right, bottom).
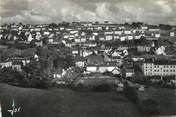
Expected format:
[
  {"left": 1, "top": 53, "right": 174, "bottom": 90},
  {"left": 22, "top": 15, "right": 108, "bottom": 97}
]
[{"left": 142, "top": 59, "right": 176, "bottom": 76}]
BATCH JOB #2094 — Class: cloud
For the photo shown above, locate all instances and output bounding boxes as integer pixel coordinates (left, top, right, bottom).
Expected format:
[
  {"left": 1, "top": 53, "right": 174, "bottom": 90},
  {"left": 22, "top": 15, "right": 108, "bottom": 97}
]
[
  {"left": 0, "top": 0, "right": 176, "bottom": 24},
  {"left": 1, "top": 0, "right": 29, "bottom": 10}
]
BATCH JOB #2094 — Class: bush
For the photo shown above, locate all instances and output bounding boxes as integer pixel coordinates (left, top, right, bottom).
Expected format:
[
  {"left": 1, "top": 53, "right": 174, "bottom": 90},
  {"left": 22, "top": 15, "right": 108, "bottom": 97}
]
[
  {"left": 30, "top": 78, "right": 51, "bottom": 89},
  {"left": 123, "top": 85, "right": 139, "bottom": 103},
  {"left": 92, "top": 84, "right": 112, "bottom": 92},
  {"left": 71, "top": 83, "right": 90, "bottom": 92},
  {"left": 103, "top": 71, "right": 113, "bottom": 76},
  {"left": 0, "top": 68, "right": 51, "bottom": 89},
  {"left": 138, "top": 99, "right": 159, "bottom": 115},
  {"left": 0, "top": 68, "right": 30, "bottom": 87}
]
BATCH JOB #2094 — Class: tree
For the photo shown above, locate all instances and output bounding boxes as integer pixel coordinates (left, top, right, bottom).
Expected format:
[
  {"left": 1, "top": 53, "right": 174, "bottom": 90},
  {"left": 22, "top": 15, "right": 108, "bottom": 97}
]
[
  {"left": 21, "top": 48, "right": 36, "bottom": 58},
  {"left": 19, "top": 22, "right": 23, "bottom": 26},
  {"left": 123, "top": 84, "right": 139, "bottom": 103},
  {"left": 36, "top": 46, "right": 49, "bottom": 58},
  {"left": 23, "top": 60, "right": 42, "bottom": 79},
  {"left": 0, "top": 68, "right": 29, "bottom": 87},
  {"left": 159, "top": 24, "right": 172, "bottom": 30},
  {"left": 22, "top": 60, "right": 51, "bottom": 88},
  {"left": 131, "top": 22, "right": 143, "bottom": 28},
  {"left": 53, "top": 55, "right": 74, "bottom": 70},
  {"left": 2, "top": 48, "right": 21, "bottom": 60},
  {"left": 49, "top": 23, "right": 58, "bottom": 28},
  {"left": 29, "top": 40, "right": 36, "bottom": 48},
  {"left": 92, "top": 84, "right": 112, "bottom": 92}
]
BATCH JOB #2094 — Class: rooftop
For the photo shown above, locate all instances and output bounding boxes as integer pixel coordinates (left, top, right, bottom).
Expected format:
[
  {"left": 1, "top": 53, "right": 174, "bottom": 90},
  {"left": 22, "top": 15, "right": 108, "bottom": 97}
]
[{"left": 144, "top": 58, "right": 176, "bottom": 65}]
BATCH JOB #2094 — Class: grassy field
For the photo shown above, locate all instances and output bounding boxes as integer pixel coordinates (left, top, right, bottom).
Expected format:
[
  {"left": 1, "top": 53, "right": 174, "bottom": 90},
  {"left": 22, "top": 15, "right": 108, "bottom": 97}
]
[
  {"left": 138, "top": 87, "right": 176, "bottom": 116},
  {"left": 0, "top": 83, "right": 144, "bottom": 117}
]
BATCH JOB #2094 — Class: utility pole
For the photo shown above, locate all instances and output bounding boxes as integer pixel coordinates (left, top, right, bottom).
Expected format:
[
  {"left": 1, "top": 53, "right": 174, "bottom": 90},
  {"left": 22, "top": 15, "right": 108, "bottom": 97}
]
[
  {"left": 175, "top": 75, "right": 176, "bottom": 95},
  {"left": 0, "top": 101, "right": 2, "bottom": 117}
]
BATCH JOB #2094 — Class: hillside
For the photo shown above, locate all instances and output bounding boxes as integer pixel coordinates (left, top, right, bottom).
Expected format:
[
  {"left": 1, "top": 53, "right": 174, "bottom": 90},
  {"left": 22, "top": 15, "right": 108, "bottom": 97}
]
[{"left": 0, "top": 83, "right": 144, "bottom": 117}]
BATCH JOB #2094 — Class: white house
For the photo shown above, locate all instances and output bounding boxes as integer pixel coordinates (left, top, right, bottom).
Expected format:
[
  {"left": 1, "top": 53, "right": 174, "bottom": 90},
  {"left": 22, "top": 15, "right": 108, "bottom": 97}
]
[
  {"left": 127, "top": 35, "right": 133, "bottom": 40},
  {"left": 44, "top": 31, "right": 50, "bottom": 35},
  {"left": 125, "top": 69, "right": 135, "bottom": 78},
  {"left": 104, "top": 31, "right": 113, "bottom": 35},
  {"left": 134, "top": 35, "right": 141, "bottom": 40},
  {"left": 89, "top": 35, "right": 96, "bottom": 41},
  {"left": 114, "top": 30, "right": 123, "bottom": 35},
  {"left": 75, "top": 38, "right": 81, "bottom": 43},
  {"left": 105, "top": 35, "right": 113, "bottom": 41},
  {"left": 155, "top": 33, "right": 160, "bottom": 38},
  {"left": 86, "top": 66, "right": 97, "bottom": 72},
  {"left": 81, "top": 50, "right": 93, "bottom": 57},
  {"left": 60, "top": 27, "right": 64, "bottom": 30},
  {"left": 114, "top": 35, "right": 120, "bottom": 40},
  {"left": 120, "top": 36, "right": 126, "bottom": 41},
  {"left": 0, "top": 61, "right": 12, "bottom": 69},
  {"left": 80, "top": 37, "right": 86, "bottom": 42},
  {"left": 141, "top": 26, "right": 148, "bottom": 30},
  {"left": 27, "top": 33, "right": 33, "bottom": 42},
  {"left": 99, "top": 35, "right": 105, "bottom": 41},
  {"left": 170, "top": 32, "right": 175, "bottom": 37},
  {"left": 76, "top": 61, "right": 85, "bottom": 68},
  {"left": 124, "top": 30, "right": 132, "bottom": 35}
]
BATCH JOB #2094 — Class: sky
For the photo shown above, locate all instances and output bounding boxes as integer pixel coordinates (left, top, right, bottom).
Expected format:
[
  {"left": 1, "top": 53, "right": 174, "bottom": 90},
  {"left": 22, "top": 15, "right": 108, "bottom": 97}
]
[{"left": 0, "top": 0, "right": 176, "bottom": 24}]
